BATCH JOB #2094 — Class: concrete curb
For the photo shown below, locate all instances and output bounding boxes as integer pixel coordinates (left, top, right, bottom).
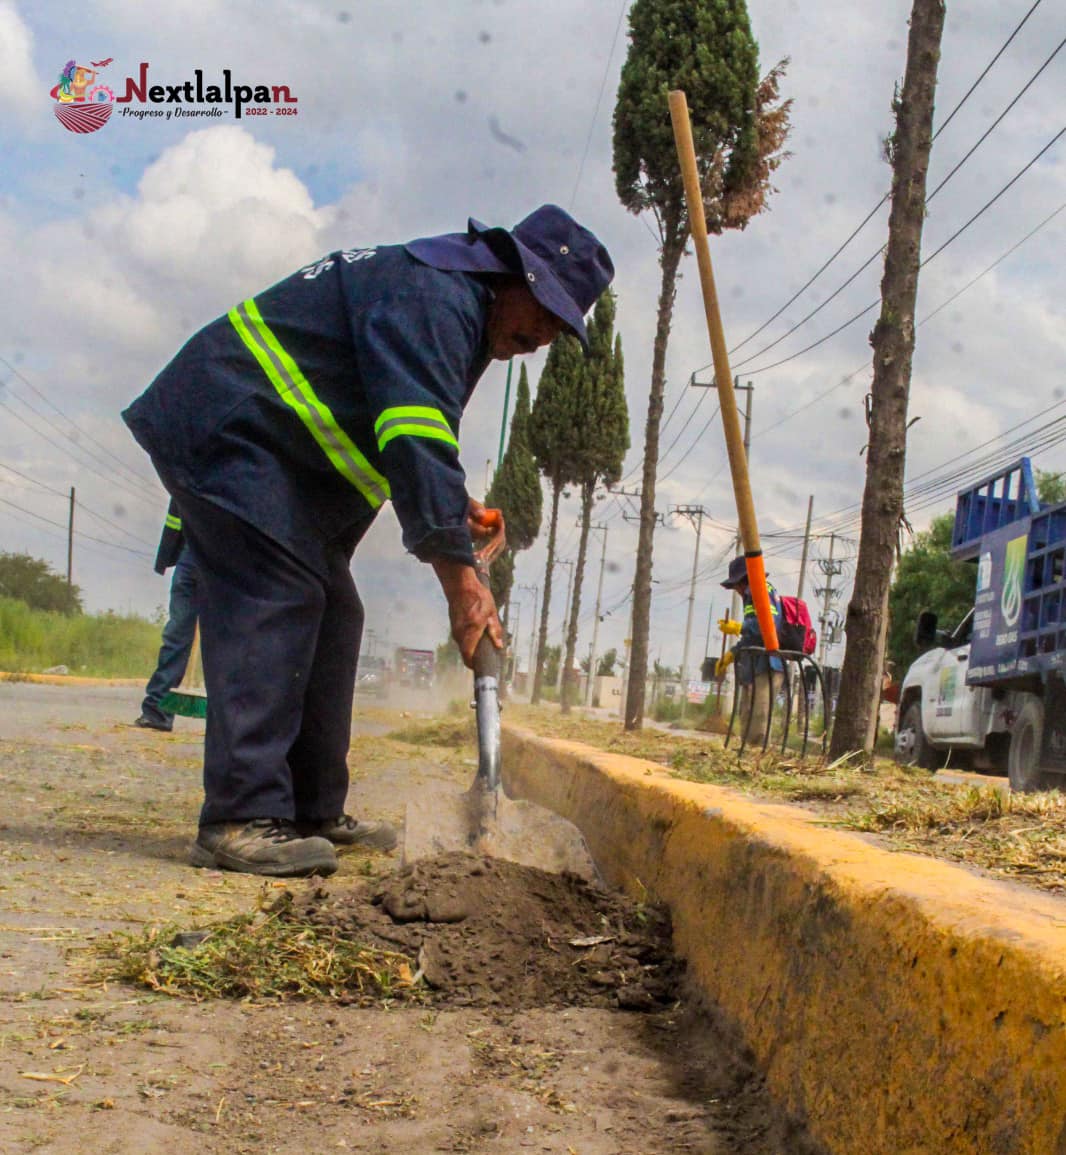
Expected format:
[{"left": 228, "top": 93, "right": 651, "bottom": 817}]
[{"left": 502, "top": 724, "right": 1066, "bottom": 1155}]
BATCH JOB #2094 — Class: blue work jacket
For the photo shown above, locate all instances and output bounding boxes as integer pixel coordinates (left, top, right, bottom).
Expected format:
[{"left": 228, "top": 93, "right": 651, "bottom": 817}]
[
  {"left": 124, "top": 244, "right": 493, "bottom": 578},
  {"left": 732, "top": 581, "right": 785, "bottom": 684}
]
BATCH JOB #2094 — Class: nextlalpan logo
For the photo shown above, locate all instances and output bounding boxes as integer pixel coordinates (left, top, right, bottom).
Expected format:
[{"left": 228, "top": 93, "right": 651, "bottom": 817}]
[{"left": 52, "top": 58, "right": 299, "bottom": 134}]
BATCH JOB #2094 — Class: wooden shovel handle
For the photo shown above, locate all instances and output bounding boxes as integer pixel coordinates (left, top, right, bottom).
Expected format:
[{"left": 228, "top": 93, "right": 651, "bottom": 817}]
[{"left": 668, "top": 89, "right": 780, "bottom": 653}]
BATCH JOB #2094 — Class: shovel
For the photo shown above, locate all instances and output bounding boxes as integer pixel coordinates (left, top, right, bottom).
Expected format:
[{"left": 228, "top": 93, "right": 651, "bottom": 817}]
[{"left": 403, "top": 570, "right": 599, "bottom": 881}]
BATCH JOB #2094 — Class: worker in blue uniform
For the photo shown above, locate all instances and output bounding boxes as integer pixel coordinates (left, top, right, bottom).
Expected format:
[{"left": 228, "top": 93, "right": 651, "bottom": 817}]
[
  {"left": 122, "top": 204, "right": 613, "bottom": 878},
  {"left": 716, "top": 556, "right": 784, "bottom": 743},
  {"left": 134, "top": 510, "right": 199, "bottom": 732}
]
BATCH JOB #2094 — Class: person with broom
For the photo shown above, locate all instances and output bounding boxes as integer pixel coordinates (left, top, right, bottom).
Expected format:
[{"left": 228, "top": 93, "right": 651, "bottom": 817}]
[
  {"left": 123, "top": 205, "right": 613, "bottom": 878},
  {"left": 133, "top": 507, "right": 199, "bottom": 733}
]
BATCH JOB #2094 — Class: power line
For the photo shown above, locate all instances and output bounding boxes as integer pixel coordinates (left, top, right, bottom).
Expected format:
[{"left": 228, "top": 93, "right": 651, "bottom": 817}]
[
  {"left": 710, "top": 0, "right": 1048, "bottom": 367},
  {"left": 748, "top": 198, "right": 1066, "bottom": 443},
  {"left": 569, "top": 0, "right": 629, "bottom": 212},
  {"left": 0, "top": 460, "right": 156, "bottom": 547},
  {"left": 0, "top": 394, "right": 161, "bottom": 509},
  {"left": 0, "top": 352, "right": 159, "bottom": 494},
  {"left": 740, "top": 125, "right": 1066, "bottom": 379},
  {"left": 0, "top": 494, "right": 153, "bottom": 558}
]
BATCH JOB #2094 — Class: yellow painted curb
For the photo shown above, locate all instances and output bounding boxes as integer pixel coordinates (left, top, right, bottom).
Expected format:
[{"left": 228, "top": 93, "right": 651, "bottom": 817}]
[
  {"left": 502, "top": 724, "right": 1066, "bottom": 1155},
  {"left": 0, "top": 671, "right": 143, "bottom": 687}
]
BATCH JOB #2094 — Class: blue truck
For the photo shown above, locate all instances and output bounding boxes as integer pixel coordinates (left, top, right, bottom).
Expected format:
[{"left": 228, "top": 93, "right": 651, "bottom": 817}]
[{"left": 895, "top": 457, "right": 1066, "bottom": 790}]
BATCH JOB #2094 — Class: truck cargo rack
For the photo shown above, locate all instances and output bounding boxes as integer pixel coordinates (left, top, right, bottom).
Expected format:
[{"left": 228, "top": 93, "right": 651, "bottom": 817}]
[
  {"left": 951, "top": 457, "right": 1040, "bottom": 562},
  {"left": 1019, "top": 500, "right": 1066, "bottom": 673}
]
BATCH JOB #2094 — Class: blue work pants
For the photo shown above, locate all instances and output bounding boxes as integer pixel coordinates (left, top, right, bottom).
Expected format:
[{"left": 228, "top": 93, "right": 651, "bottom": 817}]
[
  {"left": 173, "top": 492, "right": 364, "bottom": 828},
  {"left": 141, "top": 553, "right": 199, "bottom": 726}
]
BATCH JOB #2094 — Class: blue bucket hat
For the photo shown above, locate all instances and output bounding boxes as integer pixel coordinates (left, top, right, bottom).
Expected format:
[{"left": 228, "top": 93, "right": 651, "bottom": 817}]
[
  {"left": 405, "top": 204, "right": 614, "bottom": 350},
  {"left": 721, "top": 556, "right": 754, "bottom": 589}
]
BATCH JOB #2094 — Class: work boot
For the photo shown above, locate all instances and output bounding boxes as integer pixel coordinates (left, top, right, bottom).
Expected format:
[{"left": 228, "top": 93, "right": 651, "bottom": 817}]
[
  {"left": 301, "top": 815, "right": 398, "bottom": 852},
  {"left": 134, "top": 713, "right": 173, "bottom": 732},
  {"left": 189, "top": 818, "right": 338, "bottom": 877}
]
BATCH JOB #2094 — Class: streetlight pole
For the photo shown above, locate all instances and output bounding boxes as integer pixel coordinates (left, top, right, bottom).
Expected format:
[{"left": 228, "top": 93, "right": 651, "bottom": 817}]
[
  {"left": 555, "top": 558, "right": 575, "bottom": 690},
  {"left": 671, "top": 504, "right": 708, "bottom": 722},
  {"left": 518, "top": 583, "right": 539, "bottom": 698},
  {"left": 585, "top": 525, "right": 608, "bottom": 707}
]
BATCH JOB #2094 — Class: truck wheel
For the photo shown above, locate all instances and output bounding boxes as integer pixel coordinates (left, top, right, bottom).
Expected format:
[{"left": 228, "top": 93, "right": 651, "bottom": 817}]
[
  {"left": 1008, "top": 698, "right": 1047, "bottom": 792},
  {"left": 895, "top": 701, "right": 938, "bottom": 770}
]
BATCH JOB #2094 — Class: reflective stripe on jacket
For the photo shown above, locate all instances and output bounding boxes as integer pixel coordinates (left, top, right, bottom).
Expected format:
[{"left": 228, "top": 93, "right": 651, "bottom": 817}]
[
  {"left": 123, "top": 245, "right": 492, "bottom": 578},
  {"left": 732, "top": 580, "right": 784, "bottom": 682}
]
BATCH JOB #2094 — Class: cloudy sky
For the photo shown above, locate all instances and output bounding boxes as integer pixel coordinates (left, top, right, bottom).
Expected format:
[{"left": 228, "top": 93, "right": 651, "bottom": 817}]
[{"left": 1, "top": 0, "right": 1063, "bottom": 677}]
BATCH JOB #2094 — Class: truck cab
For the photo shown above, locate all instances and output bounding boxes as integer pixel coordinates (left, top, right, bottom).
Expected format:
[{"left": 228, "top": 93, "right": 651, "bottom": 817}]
[{"left": 894, "top": 458, "right": 1066, "bottom": 792}]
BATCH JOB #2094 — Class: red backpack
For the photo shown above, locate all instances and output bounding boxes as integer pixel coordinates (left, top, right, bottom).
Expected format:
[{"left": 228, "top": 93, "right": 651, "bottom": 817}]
[{"left": 777, "top": 595, "right": 817, "bottom": 655}]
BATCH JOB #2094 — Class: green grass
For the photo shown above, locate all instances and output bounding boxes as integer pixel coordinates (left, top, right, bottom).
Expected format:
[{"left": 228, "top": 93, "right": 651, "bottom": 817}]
[{"left": 0, "top": 596, "right": 161, "bottom": 677}]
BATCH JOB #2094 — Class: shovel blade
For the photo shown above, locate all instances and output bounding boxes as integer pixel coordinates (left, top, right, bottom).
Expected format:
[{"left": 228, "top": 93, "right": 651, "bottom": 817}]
[{"left": 404, "top": 785, "right": 599, "bottom": 882}]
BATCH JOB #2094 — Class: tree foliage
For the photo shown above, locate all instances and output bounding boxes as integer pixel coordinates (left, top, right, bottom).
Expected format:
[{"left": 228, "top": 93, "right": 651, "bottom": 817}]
[
  {"left": 887, "top": 514, "right": 975, "bottom": 675},
  {"left": 561, "top": 292, "right": 629, "bottom": 711},
  {"left": 0, "top": 552, "right": 82, "bottom": 615},
  {"left": 487, "top": 365, "right": 542, "bottom": 553},
  {"left": 612, "top": 0, "right": 790, "bottom": 730},
  {"left": 527, "top": 334, "right": 586, "bottom": 702},
  {"left": 486, "top": 364, "right": 542, "bottom": 616},
  {"left": 1037, "top": 469, "right": 1066, "bottom": 506},
  {"left": 613, "top": 0, "right": 790, "bottom": 235}
]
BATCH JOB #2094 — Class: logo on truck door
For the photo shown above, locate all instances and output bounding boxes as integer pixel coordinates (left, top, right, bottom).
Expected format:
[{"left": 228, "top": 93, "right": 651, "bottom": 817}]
[
  {"left": 1000, "top": 534, "right": 1027, "bottom": 629},
  {"left": 936, "top": 665, "right": 956, "bottom": 717}
]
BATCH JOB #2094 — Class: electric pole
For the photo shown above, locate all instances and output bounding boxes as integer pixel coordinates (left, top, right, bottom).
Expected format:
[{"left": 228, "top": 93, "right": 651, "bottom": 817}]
[
  {"left": 671, "top": 504, "right": 708, "bottom": 722},
  {"left": 519, "top": 582, "right": 539, "bottom": 697},
  {"left": 555, "top": 558, "right": 575, "bottom": 689},
  {"left": 817, "top": 533, "right": 842, "bottom": 667},
  {"left": 508, "top": 598, "right": 522, "bottom": 689},
  {"left": 584, "top": 524, "right": 609, "bottom": 707},
  {"left": 797, "top": 495, "right": 814, "bottom": 601},
  {"left": 66, "top": 486, "right": 76, "bottom": 590}
]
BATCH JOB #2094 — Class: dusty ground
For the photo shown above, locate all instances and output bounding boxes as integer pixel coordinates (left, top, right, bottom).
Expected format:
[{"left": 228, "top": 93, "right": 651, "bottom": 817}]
[{"left": 0, "top": 681, "right": 820, "bottom": 1154}]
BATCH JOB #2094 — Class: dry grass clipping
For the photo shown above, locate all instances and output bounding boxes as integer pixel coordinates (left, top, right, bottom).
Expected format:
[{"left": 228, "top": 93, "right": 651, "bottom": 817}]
[{"left": 96, "top": 898, "right": 425, "bottom": 1004}]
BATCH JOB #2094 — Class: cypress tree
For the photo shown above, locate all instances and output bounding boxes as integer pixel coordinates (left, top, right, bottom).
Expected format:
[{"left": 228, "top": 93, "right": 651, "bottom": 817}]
[
  {"left": 561, "top": 291, "right": 629, "bottom": 713},
  {"left": 612, "top": 0, "right": 791, "bottom": 729},
  {"left": 527, "top": 334, "right": 585, "bottom": 703}
]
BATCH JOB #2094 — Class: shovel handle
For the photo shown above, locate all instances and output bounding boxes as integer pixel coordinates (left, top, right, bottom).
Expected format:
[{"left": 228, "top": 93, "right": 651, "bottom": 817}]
[{"left": 472, "top": 566, "right": 501, "bottom": 680}]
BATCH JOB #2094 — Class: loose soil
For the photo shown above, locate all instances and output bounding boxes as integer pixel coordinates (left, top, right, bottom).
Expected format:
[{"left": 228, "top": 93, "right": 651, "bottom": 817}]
[
  {"left": 294, "top": 852, "right": 682, "bottom": 1011},
  {"left": 0, "top": 682, "right": 821, "bottom": 1154}
]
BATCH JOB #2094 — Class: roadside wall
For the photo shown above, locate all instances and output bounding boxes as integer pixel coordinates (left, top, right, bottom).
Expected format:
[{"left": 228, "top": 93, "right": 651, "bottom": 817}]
[{"left": 502, "top": 725, "right": 1066, "bottom": 1155}]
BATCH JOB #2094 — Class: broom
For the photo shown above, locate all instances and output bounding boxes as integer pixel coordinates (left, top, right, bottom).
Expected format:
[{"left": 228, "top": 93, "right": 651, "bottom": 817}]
[{"left": 160, "top": 623, "right": 208, "bottom": 719}]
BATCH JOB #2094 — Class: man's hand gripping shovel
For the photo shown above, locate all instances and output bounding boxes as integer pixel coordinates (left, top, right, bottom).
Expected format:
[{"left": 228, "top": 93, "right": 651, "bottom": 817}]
[{"left": 403, "top": 504, "right": 599, "bottom": 880}]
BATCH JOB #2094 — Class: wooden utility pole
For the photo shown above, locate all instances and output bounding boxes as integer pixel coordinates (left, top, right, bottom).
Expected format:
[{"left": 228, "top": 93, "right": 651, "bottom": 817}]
[
  {"left": 831, "top": 0, "right": 947, "bottom": 758},
  {"left": 66, "top": 487, "right": 75, "bottom": 588}
]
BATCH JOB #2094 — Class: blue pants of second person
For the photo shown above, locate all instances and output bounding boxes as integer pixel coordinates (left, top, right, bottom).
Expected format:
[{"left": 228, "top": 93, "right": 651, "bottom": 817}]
[
  {"left": 173, "top": 491, "right": 365, "bottom": 829},
  {"left": 141, "top": 553, "right": 200, "bottom": 726}
]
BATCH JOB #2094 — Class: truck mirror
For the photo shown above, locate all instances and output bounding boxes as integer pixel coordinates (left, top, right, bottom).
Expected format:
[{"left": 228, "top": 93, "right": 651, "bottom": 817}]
[{"left": 914, "top": 610, "right": 938, "bottom": 649}]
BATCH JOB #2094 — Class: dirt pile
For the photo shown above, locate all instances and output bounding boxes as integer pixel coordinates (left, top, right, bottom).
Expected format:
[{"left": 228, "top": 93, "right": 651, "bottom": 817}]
[{"left": 291, "top": 851, "right": 684, "bottom": 1011}]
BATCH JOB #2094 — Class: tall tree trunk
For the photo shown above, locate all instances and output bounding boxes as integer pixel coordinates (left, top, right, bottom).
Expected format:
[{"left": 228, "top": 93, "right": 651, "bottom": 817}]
[
  {"left": 562, "top": 480, "right": 596, "bottom": 714},
  {"left": 830, "top": 0, "right": 946, "bottom": 758},
  {"left": 531, "top": 477, "right": 562, "bottom": 705},
  {"left": 625, "top": 227, "right": 685, "bottom": 731}
]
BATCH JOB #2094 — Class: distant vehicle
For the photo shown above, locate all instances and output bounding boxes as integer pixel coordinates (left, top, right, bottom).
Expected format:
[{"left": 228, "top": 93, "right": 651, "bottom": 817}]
[
  {"left": 355, "top": 654, "right": 389, "bottom": 698},
  {"left": 895, "top": 458, "right": 1066, "bottom": 791},
  {"left": 394, "top": 647, "right": 435, "bottom": 690}
]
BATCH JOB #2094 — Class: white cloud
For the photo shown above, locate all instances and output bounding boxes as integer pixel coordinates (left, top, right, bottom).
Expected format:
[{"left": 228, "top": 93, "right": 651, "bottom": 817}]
[{"left": 0, "top": 2, "right": 42, "bottom": 117}]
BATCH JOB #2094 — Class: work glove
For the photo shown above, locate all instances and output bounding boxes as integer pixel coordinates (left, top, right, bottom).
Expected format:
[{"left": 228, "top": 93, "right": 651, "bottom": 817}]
[
  {"left": 718, "top": 617, "right": 742, "bottom": 637},
  {"left": 715, "top": 650, "right": 735, "bottom": 680},
  {"left": 467, "top": 499, "right": 507, "bottom": 567}
]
